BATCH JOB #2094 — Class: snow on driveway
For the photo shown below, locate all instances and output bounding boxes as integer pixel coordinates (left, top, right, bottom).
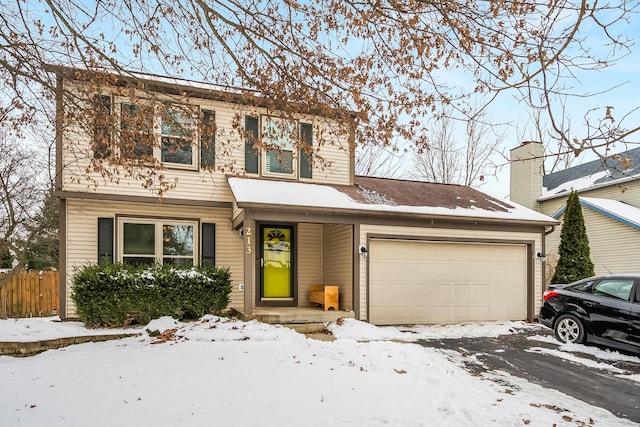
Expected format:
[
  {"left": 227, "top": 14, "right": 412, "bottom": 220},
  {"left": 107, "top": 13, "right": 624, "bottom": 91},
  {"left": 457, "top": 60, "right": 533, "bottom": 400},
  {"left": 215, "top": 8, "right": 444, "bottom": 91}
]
[{"left": 0, "top": 316, "right": 637, "bottom": 426}]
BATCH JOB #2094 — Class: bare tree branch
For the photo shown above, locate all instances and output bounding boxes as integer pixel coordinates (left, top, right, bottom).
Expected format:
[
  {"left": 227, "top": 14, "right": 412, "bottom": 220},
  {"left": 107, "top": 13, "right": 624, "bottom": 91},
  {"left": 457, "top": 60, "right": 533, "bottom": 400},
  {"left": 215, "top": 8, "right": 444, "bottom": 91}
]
[{"left": 0, "top": 0, "right": 636, "bottom": 194}]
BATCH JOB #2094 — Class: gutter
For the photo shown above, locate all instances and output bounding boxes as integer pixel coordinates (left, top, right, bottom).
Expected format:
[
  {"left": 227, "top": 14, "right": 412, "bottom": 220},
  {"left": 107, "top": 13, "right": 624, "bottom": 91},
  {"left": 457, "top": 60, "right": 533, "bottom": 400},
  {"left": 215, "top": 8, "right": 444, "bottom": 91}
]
[
  {"left": 234, "top": 201, "right": 559, "bottom": 227},
  {"left": 539, "top": 174, "right": 640, "bottom": 202}
]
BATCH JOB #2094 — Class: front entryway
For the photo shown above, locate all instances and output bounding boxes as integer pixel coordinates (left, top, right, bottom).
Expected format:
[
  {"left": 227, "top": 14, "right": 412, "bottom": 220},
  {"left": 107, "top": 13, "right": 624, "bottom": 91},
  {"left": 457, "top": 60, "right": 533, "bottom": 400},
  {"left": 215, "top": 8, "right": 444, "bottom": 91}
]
[{"left": 259, "top": 224, "right": 295, "bottom": 305}]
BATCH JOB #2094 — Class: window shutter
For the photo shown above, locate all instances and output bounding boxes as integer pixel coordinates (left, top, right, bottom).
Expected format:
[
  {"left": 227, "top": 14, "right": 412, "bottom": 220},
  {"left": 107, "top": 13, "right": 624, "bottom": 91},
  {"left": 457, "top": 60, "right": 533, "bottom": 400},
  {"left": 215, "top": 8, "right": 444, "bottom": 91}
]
[
  {"left": 201, "top": 110, "right": 216, "bottom": 168},
  {"left": 245, "top": 116, "right": 259, "bottom": 174},
  {"left": 97, "top": 218, "right": 114, "bottom": 264},
  {"left": 201, "top": 223, "right": 216, "bottom": 267},
  {"left": 93, "top": 95, "right": 112, "bottom": 159},
  {"left": 300, "top": 123, "right": 313, "bottom": 178}
]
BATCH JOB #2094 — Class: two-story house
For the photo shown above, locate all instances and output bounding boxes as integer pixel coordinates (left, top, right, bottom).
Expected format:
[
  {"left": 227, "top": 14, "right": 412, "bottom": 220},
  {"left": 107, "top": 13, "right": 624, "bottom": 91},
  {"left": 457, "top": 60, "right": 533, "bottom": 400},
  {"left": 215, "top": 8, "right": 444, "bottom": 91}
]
[
  {"left": 56, "top": 68, "right": 556, "bottom": 325},
  {"left": 510, "top": 141, "right": 640, "bottom": 282}
]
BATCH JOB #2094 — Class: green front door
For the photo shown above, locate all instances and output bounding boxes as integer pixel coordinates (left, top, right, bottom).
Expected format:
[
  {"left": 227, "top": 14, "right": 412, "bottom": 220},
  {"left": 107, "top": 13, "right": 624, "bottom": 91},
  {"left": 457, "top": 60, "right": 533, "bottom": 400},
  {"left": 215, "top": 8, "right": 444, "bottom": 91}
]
[{"left": 260, "top": 225, "right": 294, "bottom": 301}]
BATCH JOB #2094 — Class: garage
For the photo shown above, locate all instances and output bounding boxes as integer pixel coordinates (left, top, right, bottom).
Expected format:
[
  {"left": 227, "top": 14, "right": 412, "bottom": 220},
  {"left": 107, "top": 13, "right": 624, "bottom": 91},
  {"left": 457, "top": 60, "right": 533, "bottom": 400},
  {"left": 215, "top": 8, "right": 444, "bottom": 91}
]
[{"left": 368, "top": 239, "right": 528, "bottom": 325}]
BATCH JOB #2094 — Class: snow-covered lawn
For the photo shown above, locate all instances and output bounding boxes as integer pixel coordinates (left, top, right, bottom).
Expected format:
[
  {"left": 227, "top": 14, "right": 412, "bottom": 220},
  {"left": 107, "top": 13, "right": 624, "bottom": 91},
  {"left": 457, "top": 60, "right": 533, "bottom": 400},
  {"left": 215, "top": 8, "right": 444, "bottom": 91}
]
[{"left": 1, "top": 316, "right": 638, "bottom": 426}]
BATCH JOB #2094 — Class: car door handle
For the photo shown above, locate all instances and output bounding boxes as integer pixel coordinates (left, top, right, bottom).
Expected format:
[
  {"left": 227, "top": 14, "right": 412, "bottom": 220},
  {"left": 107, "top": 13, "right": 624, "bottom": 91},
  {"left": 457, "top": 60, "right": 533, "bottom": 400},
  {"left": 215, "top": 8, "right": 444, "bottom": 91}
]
[{"left": 584, "top": 301, "right": 597, "bottom": 307}]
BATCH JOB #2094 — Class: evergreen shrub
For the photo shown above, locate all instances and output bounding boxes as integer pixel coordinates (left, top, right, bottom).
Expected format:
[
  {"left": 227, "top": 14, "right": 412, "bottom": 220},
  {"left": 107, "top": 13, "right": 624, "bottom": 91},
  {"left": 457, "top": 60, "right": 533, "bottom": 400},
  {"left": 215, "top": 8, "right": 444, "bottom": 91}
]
[
  {"left": 72, "top": 263, "right": 232, "bottom": 327},
  {"left": 551, "top": 191, "right": 595, "bottom": 283}
]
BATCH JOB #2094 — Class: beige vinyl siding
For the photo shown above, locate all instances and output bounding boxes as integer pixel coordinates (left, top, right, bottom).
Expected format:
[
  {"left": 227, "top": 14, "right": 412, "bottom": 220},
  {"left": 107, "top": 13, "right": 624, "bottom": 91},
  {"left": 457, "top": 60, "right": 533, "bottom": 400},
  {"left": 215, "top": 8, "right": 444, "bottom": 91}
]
[
  {"left": 573, "top": 182, "right": 640, "bottom": 206},
  {"left": 540, "top": 196, "right": 567, "bottom": 218},
  {"left": 539, "top": 197, "right": 565, "bottom": 280},
  {"left": 545, "top": 205, "right": 640, "bottom": 279},
  {"left": 64, "top": 199, "right": 243, "bottom": 318},
  {"left": 306, "top": 129, "right": 352, "bottom": 185},
  {"left": 61, "top": 96, "right": 243, "bottom": 202},
  {"left": 582, "top": 208, "right": 640, "bottom": 275},
  {"left": 61, "top": 81, "right": 353, "bottom": 200},
  {"left": 543, "top": 222, "right": 561, "bottom": 282},
  {"left": 509, "top": 142, "right": 544, "bottom": 210},
  {"left": 541, "top": 183, "right": 640, "bottom": 217},
  {"left": 322, "top": 224, "right": 353, "bottom": 310},
  {"left": 358, "top": 224, "right": 543, "bottom": 322},
  {"left": 297, "top": 223, "right": 323, "bottom": 307},
  {"left": 540, "top": 184, "right": 640, "bottom": 282}
]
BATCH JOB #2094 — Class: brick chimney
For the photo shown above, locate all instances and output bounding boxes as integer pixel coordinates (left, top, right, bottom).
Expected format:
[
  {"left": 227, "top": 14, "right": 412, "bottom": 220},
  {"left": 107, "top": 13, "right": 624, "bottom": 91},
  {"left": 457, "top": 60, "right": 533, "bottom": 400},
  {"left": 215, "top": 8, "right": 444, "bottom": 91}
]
[{"left": 509, "top": 141, "right": 544, "bottom": 211}]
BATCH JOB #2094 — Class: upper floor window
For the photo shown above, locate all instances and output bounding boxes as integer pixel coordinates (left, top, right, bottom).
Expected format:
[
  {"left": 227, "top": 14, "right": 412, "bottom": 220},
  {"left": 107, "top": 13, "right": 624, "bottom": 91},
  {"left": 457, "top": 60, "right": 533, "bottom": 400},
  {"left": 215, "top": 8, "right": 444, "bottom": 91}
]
[
  {"left": 160, "top": 108, "right": 194, "bottom": 165},
  {"left": 120, "top": 102, "right": 197, "bottom": 169},
  {"left": 92, "top": 96, "right": 207, "bottom": 170},
  {"left": 263, "top": 116, "right": 295, "bottom": 176},
  {"left": 245, "top": 115, "right": 313, "bottom": 179},
  {"left": 120, "top": 102, "right": 155, "bottom": 160}
]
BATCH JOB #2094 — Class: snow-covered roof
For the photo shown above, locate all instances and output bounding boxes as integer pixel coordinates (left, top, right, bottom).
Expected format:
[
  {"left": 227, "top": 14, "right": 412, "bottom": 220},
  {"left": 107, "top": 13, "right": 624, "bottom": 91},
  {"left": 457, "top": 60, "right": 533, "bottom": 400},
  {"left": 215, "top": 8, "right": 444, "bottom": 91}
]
[
  {"left": 552, "top": 197, "right": 640, "bottom": 231},
  {"left": 542, "top": 147, "right": 640, "bottom": 199},
  {"left": 228, "top": 176, "right": 557, "bottom": 224}
]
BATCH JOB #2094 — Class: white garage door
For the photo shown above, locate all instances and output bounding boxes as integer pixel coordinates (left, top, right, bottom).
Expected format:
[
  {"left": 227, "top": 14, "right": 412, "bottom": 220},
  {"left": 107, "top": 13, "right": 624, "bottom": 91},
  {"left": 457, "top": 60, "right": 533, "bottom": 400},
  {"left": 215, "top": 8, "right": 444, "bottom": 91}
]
[{"left": 369, "top": 239, "right": 528, "bottom": 325}]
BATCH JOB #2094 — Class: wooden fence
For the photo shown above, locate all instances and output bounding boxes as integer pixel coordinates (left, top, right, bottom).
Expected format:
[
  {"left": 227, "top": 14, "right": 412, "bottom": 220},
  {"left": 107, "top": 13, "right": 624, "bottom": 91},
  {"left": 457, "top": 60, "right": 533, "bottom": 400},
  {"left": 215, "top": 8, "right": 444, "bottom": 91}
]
[{"left": 0, "top": 271, "right": 60, "bottom": 318}]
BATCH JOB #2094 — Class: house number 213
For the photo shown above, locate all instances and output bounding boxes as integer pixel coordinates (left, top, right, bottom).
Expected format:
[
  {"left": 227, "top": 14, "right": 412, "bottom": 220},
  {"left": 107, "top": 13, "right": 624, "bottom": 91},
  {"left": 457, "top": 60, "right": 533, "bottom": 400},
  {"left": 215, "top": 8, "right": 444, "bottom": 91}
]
[{"left": 245, "top": 227, "right": 252, "bottom": 254}]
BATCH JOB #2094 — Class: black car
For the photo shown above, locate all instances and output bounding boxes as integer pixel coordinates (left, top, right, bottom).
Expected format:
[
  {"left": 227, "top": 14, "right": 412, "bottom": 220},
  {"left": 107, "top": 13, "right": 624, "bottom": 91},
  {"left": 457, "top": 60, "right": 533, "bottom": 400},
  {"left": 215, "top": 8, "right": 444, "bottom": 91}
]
[{"left": 539, "top": 275, "right": 640, "bottom": 353}]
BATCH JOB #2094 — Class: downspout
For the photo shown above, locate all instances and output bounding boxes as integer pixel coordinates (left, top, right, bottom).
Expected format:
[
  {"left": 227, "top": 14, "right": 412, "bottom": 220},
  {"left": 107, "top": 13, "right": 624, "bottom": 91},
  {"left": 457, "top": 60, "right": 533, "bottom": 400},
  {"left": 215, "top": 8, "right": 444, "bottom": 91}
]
[
  {"left": 541, "top": 225, "right": 556, "bottom": 294},
  {"left": 55, "top": 73, "right": 67, "bottom": 319}
]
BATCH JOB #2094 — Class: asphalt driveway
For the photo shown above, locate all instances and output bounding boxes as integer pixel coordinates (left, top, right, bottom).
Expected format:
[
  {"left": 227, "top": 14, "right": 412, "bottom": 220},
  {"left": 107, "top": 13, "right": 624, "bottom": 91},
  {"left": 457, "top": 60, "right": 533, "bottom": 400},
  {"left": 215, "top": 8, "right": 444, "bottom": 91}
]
[{"left": 416, "top": 328, "right": 640, "bottom": 423}]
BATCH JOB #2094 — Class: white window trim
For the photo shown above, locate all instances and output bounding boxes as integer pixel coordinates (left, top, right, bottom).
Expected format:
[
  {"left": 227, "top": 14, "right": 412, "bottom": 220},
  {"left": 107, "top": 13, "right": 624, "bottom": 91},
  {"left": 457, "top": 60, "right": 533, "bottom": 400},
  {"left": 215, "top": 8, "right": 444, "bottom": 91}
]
[
  {"left": 117, "top": 217, "right": 199, "bottom": 265},
  {"left": 261, "top": 115, "right": 298, "bottom": 178},
  {"left": 116, "top": 100, "right": 200, "bottom": 170}
]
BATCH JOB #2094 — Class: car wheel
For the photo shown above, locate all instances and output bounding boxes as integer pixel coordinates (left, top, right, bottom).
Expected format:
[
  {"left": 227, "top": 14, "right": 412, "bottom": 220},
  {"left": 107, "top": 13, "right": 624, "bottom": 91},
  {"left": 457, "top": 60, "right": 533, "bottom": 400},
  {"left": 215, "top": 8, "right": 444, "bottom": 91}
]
[{"left": 554, "top": 314, "right": 585, "bottom": 344}]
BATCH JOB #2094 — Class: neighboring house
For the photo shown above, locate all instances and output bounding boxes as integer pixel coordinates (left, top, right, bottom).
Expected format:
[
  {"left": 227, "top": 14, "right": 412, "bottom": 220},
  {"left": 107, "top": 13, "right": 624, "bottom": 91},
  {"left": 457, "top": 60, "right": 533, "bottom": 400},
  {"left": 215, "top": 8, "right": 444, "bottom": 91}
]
[
  {"left": 510, "top": 142, "right": 640, "bottom": 281},
  {"left": 56, "top": 69, "right": 555, "bottom": 325}
]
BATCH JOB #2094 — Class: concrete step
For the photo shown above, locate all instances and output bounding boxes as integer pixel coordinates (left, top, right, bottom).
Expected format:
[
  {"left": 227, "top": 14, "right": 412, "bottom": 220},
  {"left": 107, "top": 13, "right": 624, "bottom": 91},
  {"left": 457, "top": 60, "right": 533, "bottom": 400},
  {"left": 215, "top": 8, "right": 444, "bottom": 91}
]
[
  {"left": 283, "top": 322, "right": 327, "bottom": 334},
  {"left": 249, "top": 308, "right": 355, "bottom": 325}
]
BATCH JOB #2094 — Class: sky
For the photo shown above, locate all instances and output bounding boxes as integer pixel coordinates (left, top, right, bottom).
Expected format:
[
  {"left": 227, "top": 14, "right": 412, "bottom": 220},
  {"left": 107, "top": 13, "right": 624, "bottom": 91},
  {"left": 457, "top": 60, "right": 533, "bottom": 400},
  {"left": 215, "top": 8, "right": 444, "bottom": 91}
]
[
  {"left": 355, "top": 11, "right": 640, "bottom": 200},
  {"left": 1, "top": 315, "right": 638, "bottom": 426},
  {"left": 7, "top": 1, "right": 638, "bottom": 201},
  {"left": 476, "top": 17, "right": 640, "bottom": 199}
]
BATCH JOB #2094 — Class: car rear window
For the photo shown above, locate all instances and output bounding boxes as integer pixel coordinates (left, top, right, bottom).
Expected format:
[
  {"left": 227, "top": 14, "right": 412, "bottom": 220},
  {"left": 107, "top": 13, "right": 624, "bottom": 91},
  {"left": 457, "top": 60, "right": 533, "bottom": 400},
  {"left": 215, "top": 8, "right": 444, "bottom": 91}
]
[{"left": 570, "top": 281, "right": 594, "bottom": 292}]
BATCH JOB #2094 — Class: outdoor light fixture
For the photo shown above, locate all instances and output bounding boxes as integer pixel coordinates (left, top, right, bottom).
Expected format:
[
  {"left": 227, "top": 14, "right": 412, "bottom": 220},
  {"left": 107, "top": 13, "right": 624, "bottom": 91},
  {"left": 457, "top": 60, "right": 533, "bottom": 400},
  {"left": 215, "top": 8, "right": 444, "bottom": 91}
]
[
  {"left": 359, "top": 245, "right": 369, "bottom": 258},
  {"left": 537, "top": 252, "right": 547, "bottom": 263}
]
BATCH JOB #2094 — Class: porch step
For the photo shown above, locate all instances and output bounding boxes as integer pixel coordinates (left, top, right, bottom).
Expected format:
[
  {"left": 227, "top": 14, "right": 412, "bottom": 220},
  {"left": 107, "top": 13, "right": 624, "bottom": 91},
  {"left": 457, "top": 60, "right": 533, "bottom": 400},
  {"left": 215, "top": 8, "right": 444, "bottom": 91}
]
[
  {"left": 249, "top": 307, "right": 355, "bottom": 325},
  {"left": 283, "top": 323, "right": 328, "bottom": 334}
]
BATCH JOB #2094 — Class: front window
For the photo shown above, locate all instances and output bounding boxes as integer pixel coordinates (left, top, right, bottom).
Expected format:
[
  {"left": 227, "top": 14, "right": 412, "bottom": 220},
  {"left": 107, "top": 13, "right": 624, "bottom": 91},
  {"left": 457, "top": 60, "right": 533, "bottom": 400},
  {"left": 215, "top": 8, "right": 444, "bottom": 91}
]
[
  {"left": 120, "top": 103, "right": 154, "bottom": 160},
  {"left": 161, "top": 108, "right": 194, "bottom": 165},
  {"left": 119, "top": 218, "right": 196, "bottom": 266},
  {"left": 262, "top": 116, "right": 295, "bottom": 176},
  {"left": 122, "top": 222, "right": 155, "bottom": 265},
  {"left": 162, "top": 224, "right": 194, "bottom": 266}
]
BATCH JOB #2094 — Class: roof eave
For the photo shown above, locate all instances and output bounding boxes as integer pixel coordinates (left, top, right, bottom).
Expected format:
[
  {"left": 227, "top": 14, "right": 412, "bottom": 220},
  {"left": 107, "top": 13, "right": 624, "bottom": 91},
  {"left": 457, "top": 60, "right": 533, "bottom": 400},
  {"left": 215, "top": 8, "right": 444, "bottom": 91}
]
[
  {"left": 52, "top": 65, "right": 361, "bottom": 120},
  {"left": 539, "top": 174, "right": 640, "bottom": 202},
  {"left": 234, "top": 201, "right": 559, "bottom": 226}
]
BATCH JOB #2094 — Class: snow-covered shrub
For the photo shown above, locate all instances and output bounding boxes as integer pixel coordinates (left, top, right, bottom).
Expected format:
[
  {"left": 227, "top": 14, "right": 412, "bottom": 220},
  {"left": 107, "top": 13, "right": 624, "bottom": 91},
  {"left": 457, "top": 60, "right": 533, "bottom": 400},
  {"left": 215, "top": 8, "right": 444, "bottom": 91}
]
[{"left": 72, "top": 263, "right": 232, "bottom": 327}]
